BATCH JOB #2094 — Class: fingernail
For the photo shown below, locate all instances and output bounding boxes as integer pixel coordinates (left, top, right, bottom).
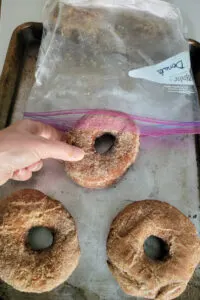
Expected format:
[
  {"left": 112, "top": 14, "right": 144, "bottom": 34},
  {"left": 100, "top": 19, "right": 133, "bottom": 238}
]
[{"left": 70, "top": 147, "right": 85, "bottom": 161}]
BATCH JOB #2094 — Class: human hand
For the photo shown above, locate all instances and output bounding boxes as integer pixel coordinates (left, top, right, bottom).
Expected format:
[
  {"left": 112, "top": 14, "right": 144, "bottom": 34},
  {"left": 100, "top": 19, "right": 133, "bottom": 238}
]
[{"left": 0, "top": 119, "right": 84, "bottom": 186}]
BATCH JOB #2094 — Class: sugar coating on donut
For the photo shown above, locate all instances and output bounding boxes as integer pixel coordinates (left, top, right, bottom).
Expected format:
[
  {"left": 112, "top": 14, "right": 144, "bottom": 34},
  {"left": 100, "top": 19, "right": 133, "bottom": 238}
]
[
  {"left": 75, "top": 113, "right": 138, "bottom": 132},
  {"left": 107, "top": 200, "right": 200, "bottom": 300},
  {"left": 65, "top": 113, "right": 140, "bottom": 188},
  {"left": 0, "top": 189, "right": 80, "bottom": 293}
]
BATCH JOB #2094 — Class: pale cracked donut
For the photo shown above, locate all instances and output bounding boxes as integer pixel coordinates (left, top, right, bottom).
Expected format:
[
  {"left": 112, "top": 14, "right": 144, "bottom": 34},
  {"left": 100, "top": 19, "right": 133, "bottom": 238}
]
[
  {"left": 0, "top": 189, "right": 80, "bottom": 293},
  {"left": 65, "top": 112, "right": 140, "bottom": 188},
  {"left": 107, "top": 200, "right": 200, "bottom": 300}
]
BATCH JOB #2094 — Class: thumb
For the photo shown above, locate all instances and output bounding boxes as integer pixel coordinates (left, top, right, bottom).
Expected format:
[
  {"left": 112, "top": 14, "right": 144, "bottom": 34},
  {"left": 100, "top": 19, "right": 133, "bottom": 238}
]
[{"left": 35, "top": 138, "right": 84, "bottom": 161}]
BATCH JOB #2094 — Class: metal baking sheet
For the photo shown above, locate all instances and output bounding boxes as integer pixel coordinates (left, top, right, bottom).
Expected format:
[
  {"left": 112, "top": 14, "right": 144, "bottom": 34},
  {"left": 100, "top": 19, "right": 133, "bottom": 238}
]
[
  {"left": 0, "top": 22, "right": 42, "bottom": 129},
  {"left": 0, "top": 23, "right": 200, "bottom": 300}
]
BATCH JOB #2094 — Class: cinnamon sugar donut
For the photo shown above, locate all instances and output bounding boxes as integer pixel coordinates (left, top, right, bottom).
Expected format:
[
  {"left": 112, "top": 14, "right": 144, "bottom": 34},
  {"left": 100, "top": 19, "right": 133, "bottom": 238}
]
[
  {"left": 107, "top": 200, "right": 200, "bottom": 300},
  {"left": 52, "top": 5, "right": 100, "bottom": 38},
  {"left": 0, "top": 189, "right": 80, "bottom": 293},
  {"left": 65, "top": 113, "right": 140, "bottom": 188}
]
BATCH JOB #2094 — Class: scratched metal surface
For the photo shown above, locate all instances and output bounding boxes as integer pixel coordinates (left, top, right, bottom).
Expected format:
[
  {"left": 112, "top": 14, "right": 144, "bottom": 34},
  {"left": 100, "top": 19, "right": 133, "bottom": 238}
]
[{"left": 0, "top": 23, "right": 200, "bottom": 300}]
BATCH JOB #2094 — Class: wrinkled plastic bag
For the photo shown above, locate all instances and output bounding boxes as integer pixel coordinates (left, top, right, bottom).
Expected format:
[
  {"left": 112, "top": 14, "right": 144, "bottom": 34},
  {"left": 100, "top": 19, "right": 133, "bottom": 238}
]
[{"left": 27, "top": 0, "right": 200, "bottom": 123}]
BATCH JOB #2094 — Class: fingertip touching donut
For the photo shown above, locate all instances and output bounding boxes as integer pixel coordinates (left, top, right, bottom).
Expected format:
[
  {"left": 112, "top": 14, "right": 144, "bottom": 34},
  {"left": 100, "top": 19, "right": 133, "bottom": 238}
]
[
  {"left": 107, "top": 200, "right": 200, "bottom": 300},
  {"left": 65, "top": 112, "right": 140, "bottom": 189},
  {"left": 0, "top": 189, "right": 80, "bottom": 293}
]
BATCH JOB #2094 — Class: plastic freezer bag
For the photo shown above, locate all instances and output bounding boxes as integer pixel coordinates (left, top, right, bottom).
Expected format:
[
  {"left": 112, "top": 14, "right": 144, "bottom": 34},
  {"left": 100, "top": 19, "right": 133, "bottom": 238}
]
[{"left": 27, "top": 0, "right": 200, "bottom": 122}]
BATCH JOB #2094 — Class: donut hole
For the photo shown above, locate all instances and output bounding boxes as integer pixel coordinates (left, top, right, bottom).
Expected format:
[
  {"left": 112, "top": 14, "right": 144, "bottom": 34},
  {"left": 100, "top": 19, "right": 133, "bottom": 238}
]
[
  {"left": 27, "top": 226, "right": 54, "bottom": 251},
  {"left": 143, "top": 236, "right": 170, "bottom": 261},
  {"left": 94, "top": 133, "right": 116, "bottom": 154}
]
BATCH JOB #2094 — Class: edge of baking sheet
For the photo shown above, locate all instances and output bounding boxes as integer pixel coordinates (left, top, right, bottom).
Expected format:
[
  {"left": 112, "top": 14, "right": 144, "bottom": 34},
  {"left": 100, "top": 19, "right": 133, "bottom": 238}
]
[
  {"left": 0, "top": 22, "right": 42, "bottom": 130},
  {"left": 189, "top": 40, "right": 200, "bottom": 196}
]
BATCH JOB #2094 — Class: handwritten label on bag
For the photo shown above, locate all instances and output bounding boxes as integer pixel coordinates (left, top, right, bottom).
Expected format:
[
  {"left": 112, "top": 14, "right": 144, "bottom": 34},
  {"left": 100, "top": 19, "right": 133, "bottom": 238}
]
[{"left": 128, "top": 52, "right": 193, "bottom": 86}]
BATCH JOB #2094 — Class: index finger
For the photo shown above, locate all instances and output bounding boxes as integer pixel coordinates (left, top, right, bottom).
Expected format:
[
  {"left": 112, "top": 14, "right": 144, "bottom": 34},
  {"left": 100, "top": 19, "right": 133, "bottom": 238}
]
[
  {"left": 35, "top": 138, "right": 85, "bottom": 161},
  {"left": 14, "top": 119, "right": 62, "bottom": 141}
]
